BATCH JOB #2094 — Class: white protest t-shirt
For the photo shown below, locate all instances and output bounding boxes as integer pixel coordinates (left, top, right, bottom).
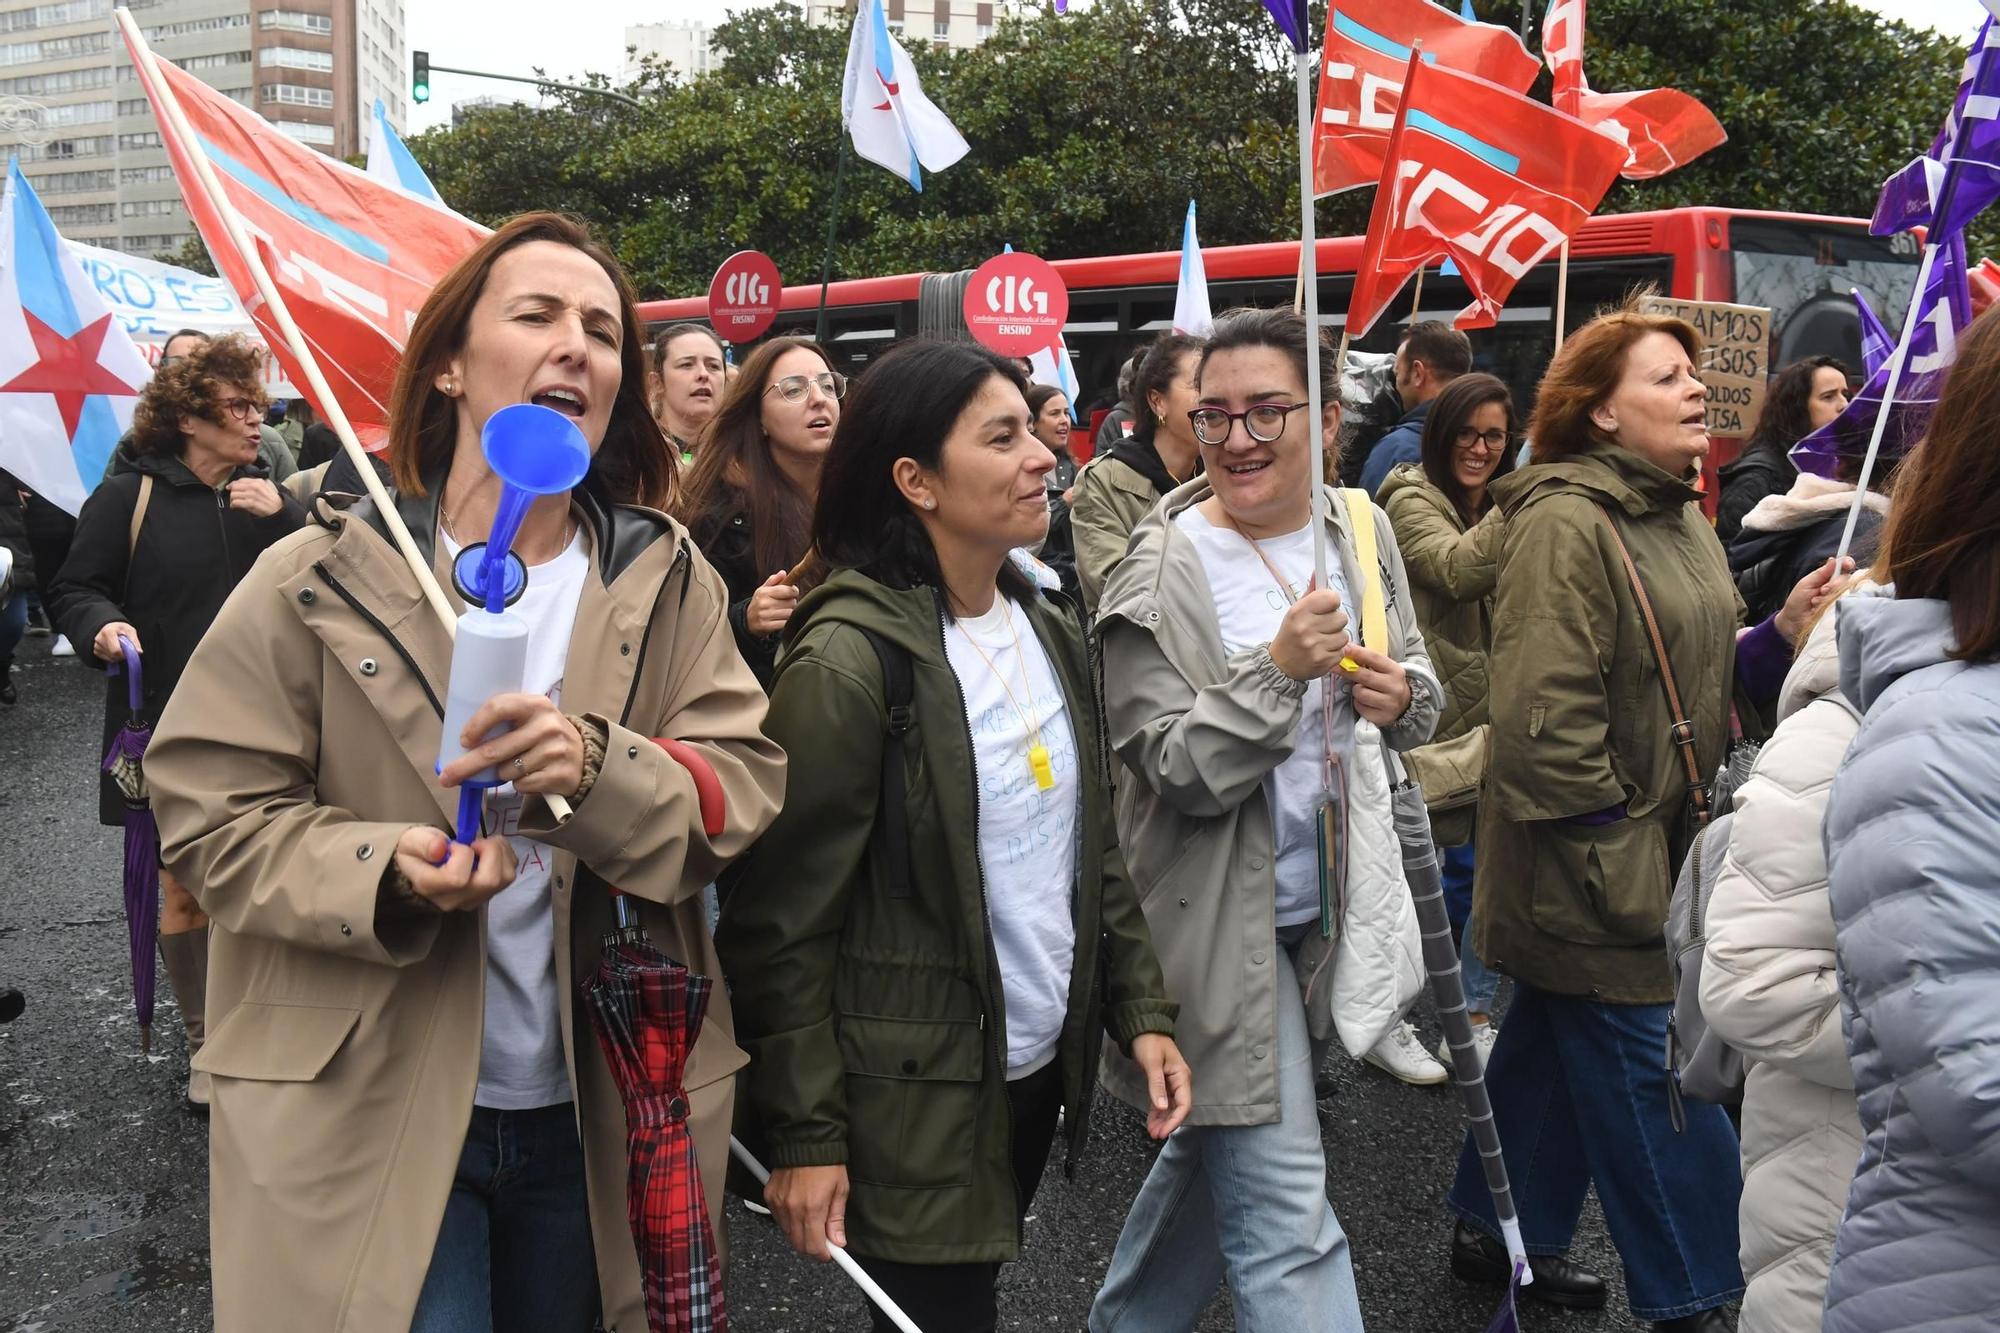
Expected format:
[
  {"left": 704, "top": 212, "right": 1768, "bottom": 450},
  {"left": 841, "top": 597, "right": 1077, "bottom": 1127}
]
[
  {"left": 442, "top": 526, "right": 591, "bottom": 1110},
  {"left": 1172, "top": 505, "right": 1355, "bottom": 928},
  {"left": 942, "top": 595, "right": 1080, "bottom": 1080}
]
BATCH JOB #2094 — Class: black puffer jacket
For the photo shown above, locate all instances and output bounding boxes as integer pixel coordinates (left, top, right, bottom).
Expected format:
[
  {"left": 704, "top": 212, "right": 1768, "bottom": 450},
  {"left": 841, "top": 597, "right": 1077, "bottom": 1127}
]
[
  {"left": 689, "top": 493, "right": 780, "bottom": 691},
  {"left": 47, "top": 450, "right": 306, "bottom": 823}
]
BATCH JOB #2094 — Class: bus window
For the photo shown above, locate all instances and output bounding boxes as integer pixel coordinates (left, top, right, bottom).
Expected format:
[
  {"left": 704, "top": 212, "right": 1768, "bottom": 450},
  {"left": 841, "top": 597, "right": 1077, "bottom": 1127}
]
[{"left": 1730, "top": 219, "right": 1922, "bottom": 371}]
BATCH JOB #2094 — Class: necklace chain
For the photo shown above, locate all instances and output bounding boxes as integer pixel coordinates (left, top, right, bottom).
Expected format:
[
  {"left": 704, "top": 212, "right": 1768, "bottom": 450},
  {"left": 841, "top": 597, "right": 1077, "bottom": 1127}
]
[
  {"left": 954, "top": 599, "right": 1056, "bottom": 792},
  {"left": 439, "top": 497, "right": 575, "bottom": 556}
]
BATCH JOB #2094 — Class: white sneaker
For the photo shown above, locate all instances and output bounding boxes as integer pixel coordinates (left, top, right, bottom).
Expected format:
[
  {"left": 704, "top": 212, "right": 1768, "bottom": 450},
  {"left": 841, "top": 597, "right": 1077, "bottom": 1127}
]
[
  {"left": 1436, "top": 1022, "right": 1500, "bottom": 1071},
  {"left": 49, "top": 634, "right": 74, "bottom": 658},
  {"left": 1364, "top": 1021, "right": 1450, "bottom": 1086}
]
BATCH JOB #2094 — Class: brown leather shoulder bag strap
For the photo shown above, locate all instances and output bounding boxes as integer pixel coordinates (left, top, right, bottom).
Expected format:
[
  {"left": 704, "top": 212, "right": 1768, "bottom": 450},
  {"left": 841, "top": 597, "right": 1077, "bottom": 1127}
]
[{"left": 1592, "top": 503, "right": 1711, "bottom": 826}]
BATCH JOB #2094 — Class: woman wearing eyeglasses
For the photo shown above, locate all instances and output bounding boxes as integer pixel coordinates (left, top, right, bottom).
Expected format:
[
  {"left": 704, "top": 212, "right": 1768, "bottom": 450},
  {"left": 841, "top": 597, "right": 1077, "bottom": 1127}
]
[
  {"left": 675, "top": 337, "right": 845, "bottom": 689},
  {"left": 1377, "top": 373, "right": 1517, "bottom": 1067},
  {"left": 47, "top": 333, "right": 307, "bottom": 1109},
  {"left": 1090, "top": 307, "right": 1438, "bottom": 1330}
]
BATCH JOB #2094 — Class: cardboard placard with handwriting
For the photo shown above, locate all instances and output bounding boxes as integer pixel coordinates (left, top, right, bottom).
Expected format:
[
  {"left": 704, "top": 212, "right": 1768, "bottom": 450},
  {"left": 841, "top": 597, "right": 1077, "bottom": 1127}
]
[{"left": 1637, "top": 296, "right": 1772, "bottom": 438}]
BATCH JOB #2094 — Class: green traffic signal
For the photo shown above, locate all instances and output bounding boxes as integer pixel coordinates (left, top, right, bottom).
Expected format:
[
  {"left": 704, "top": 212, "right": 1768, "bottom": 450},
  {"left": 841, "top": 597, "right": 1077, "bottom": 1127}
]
[{"left": 413, "top": 49, "right": 430, "bottom": 104}]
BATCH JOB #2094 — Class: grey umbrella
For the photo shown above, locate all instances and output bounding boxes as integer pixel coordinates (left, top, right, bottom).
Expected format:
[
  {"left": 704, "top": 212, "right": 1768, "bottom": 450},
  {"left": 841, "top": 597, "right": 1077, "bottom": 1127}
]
[{"left": 1379, "top": 742, "right": 1532, "bottom": 1316}]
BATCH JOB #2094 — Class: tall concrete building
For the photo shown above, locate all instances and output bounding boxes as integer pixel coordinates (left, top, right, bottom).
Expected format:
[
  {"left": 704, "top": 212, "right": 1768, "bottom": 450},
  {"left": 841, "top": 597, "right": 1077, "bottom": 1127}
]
[
  {"left": 0, "top": 0, "right": 406, "bottom": 258},
  {"left": 621, "top": 18, "right": 710, "bottom": 85}
]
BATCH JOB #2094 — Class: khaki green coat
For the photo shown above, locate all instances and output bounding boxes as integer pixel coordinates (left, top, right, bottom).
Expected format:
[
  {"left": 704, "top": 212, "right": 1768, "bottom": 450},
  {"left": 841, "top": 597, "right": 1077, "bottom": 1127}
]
[
  {"left": 1379, "top": 464, "right": 1504, "bottom": 845},
  {"left": 1474, "top": 439, "right": 1740, "bottom": 1005},
  {"left": 1071, "top": 453, "right": 1159, "bottom": 615}
]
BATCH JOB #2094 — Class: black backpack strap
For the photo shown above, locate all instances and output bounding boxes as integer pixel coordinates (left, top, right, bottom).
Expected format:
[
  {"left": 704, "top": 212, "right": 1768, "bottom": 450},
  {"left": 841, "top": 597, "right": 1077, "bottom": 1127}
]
[{"left": 861, "top": 628, "right": 916, "bottom": 900}]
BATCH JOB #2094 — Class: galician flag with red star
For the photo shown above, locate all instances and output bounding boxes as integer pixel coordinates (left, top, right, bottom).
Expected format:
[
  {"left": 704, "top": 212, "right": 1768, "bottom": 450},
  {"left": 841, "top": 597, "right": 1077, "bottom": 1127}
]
[{"left": 0, "top": 159, "right": 148, "bottom": 515}]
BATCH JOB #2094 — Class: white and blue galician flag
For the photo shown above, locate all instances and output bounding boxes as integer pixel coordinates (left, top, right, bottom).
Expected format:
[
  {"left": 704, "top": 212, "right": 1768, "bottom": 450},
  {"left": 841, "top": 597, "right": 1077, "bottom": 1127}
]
[
  {"left": 1173, "top": 198, "right": 1214, "bottom": 336},
  {"left": 1794, "top": 230, "right": 1971, "bottom": 479},
  {"left": 841, "top": 0, "right": 969, "bottom": 191},
  {"left": 365, "top": 98, "right": 444, "bottom": 205},
  {"left": 0, "top": 159, "right": 149, "bottom": 516},
  {"left": 1028, "top": 337, "right": 1080, "bottom": 420}
]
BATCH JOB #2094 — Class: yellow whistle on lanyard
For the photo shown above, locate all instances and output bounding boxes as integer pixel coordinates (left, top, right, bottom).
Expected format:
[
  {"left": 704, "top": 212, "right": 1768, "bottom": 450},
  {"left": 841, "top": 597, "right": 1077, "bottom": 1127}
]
[
  {"left": 1338, "top": 488, "right": 1389, "bottom": 674},
  {"left": 1028, "top": 742, "right": 1056, "bottom": 792}
]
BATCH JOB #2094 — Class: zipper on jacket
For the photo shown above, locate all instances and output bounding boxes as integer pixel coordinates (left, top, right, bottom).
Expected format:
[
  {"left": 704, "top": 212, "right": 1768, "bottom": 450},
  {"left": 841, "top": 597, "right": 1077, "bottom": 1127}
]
[
  {"left": 214, "top": 485, "right": 235, "bottom": 574},
  {"left": 935, "top": 593, "right": 1020, "bottom": 1242},
  {"left": 615, "top": 538, "right": 690, "bottom": 727},
  {"left": 312, "top": 561, "right": 445, "bottom": 717}
]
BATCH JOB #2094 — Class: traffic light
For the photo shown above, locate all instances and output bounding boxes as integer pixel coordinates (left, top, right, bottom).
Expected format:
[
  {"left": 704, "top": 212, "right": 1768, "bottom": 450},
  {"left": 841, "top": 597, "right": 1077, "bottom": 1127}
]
[{"left": 412, "top": 50, "right": 430, "bottom": 104}]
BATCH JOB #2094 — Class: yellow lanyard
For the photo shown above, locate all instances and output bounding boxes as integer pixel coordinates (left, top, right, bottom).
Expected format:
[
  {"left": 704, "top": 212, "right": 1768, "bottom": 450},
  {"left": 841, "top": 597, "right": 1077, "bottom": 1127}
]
[{"left": 955, "top": 601, "right": 1058, "bottom": 792}]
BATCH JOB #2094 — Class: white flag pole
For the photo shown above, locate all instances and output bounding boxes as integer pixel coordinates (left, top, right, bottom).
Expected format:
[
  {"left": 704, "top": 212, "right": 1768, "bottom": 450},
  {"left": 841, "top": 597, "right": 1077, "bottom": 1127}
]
[
  {"left": 1834, "top": 238, "right": 1939, "bottom": 564},
  {"left": 728, "top": 1137, "right": 927, "bottom": 1333},
  {"left": 1294, "top": 47, "right": 1330, "bottom": 590},
  {"left": 119, "top": 7, "right": 574, "bottom": 821}
]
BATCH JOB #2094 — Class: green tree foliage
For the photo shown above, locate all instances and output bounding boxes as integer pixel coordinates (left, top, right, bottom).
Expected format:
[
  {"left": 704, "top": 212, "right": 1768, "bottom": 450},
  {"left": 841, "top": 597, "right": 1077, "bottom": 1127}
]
[
  {"left": 405, "top": 0, "right": 1981, "bottom": 301},
  {"left": 155, "top": 232, "right": 217, "bottom": 277}
]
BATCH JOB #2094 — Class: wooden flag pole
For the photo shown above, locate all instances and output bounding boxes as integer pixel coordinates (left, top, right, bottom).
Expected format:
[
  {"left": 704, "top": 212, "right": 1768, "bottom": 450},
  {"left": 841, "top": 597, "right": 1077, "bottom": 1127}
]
[
  {"left": 119, "top": 7, "right": 576, "bottom": 822},
  {"left": 1293, "top": 241, "right": 1309, "bottom": 315},
  {"left": 1553, "top": 239, "right": 1572, "bottom": 351},
  {"left": 1408, "top": 267, "right": 1426, "bottom": 324}
]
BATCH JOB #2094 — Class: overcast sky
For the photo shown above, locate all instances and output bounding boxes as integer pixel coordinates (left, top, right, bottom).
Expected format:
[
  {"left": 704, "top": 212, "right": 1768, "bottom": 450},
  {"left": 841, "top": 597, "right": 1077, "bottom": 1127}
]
[{"left": 406, "top": 0, "right": 1991, "bottom": 133}]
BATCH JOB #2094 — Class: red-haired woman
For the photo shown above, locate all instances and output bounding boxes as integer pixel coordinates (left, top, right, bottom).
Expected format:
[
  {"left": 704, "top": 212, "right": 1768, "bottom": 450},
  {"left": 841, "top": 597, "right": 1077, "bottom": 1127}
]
[
  {"left": 674, "top": 336, "right": 843, "bottom": 689},
  {"left": 142, "top": 213, "right": 785, "bottom": 1333},
  {"left": 1444, "top": 300, "right": 1840, "bottom": 1332}
]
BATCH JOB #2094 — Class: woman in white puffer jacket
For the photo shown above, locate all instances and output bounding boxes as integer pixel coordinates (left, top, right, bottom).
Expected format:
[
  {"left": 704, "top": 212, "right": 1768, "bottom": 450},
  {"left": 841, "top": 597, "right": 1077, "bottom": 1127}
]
[{"left": 1699, "top": 597, "right": 1865, "bottom": 1333}]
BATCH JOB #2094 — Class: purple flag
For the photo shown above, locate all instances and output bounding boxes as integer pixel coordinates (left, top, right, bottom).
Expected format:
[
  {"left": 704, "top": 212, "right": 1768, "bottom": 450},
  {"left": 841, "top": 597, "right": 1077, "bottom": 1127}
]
[
  {"left": 1873, "top": 17, "right": 2000, "bottom": 240},
  {"left": 1793, "top": 232, "right": 1971, "bottom": 479},
  {"left": 1263, "top": 0, "right": 1309, "bottom": 53},
  {"left": 1854, "top": 288, "right": 1895, "bottom": 379}
]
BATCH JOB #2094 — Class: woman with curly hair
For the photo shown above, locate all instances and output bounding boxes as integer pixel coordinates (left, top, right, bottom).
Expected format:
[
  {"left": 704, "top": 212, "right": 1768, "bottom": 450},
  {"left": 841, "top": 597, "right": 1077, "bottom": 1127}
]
[{"left": 48, "top": 333, "right": 307, "bottom": 1109}]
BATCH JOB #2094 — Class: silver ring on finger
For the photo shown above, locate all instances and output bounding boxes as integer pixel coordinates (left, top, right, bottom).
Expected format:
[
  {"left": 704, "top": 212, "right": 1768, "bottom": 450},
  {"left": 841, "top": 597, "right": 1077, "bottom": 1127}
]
[{"left": 514, "top": 756, "right": 528, "bottom": 777}]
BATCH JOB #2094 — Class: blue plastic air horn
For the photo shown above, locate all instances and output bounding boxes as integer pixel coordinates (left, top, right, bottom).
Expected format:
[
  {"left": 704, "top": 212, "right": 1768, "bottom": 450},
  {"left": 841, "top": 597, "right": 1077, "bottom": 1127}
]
[{"left": 435, "top": 403, "right": 592, "bottom": 847}]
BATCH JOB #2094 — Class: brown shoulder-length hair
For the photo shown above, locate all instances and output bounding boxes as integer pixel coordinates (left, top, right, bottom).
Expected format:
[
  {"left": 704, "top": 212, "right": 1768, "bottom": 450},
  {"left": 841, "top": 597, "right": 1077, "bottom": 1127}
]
[
  {"left": 672, "top": 336, "right": 833, "bottom": 584},
  {"left": 130, "top": 334, "right": 269, "bottom": 456},
  {"left": 1527, "top": 296, "right": 1701, "bottom": 464},
  {"left": 1882, "top": 303, "right": 2000, "bottom": 662},
  {"left": 386, "top": 211, "right": 674, "bottom": 508}
]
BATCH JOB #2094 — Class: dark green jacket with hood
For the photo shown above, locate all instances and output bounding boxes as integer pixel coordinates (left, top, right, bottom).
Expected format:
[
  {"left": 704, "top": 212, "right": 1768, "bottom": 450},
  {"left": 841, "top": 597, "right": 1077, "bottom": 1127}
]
[
  {"left": 717, "top": 568, "right": 1175, "bottom": 1266},
  {"left": 1474, "top": 438, "right": 1740, "bottom": 1005}
]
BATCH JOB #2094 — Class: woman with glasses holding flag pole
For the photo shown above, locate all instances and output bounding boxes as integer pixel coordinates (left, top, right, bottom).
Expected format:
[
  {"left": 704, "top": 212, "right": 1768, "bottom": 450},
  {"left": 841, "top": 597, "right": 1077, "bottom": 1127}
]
[{"left": 675, "top": 337, "right": 845, "bottom": 691}]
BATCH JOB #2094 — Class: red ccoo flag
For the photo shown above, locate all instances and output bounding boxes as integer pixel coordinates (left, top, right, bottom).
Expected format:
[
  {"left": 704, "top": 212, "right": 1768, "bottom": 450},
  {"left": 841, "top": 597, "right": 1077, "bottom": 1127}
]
[
  {"left": 1542, "top": 0, "right": 1725, "bottom": 180},
  {"left": 120, "top": 27, "right": 489, "bottom": 447},
  {"left": 1345, "top": 53, "right": 1627, "bottom": 339},
  {"left": 1313, "top": 0, "right": 1541, "bottom": 197}
]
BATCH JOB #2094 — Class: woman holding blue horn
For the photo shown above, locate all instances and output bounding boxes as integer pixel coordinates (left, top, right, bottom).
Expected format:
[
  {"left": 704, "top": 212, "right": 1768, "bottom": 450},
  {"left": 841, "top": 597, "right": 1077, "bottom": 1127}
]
[{"left": 144, "top": 212, "right": 786, "bottom": 1333}]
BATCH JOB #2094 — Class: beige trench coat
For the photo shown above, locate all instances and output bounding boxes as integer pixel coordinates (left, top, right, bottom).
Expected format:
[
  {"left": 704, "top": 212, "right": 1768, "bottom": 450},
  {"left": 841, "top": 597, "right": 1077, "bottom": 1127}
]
[{"left": 144, "top": 479, "right": 786, "bottom": 1333}]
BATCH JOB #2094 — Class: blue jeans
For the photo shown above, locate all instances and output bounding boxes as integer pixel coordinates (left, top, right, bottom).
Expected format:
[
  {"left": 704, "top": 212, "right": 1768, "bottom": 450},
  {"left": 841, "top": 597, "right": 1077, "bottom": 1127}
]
[
  {"left": 1440, "top": 841, "right": 1499, "bottom": 1015},
  {"left": 1447, "top": 985, "right": 1744, "bottom": 1321},
  {"left": 410, "top": 1103, "right": 600, "bottom": 1333},
  {"left": 1091, "top": 939, "right": 1364, "bottom": 1333}
]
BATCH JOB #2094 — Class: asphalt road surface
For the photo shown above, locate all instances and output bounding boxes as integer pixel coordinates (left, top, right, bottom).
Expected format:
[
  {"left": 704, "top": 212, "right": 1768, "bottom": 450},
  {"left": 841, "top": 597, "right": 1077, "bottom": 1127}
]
[{"left": 1, "top": 638, "right": 1663, "bottom": 1333}]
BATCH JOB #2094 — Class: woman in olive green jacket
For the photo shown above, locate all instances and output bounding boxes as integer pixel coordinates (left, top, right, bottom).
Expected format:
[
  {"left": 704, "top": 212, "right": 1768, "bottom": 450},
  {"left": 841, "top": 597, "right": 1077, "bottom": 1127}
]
[
  {"left": 1441, "top": 303, "right": 1840, "bottom": 1332},
  {"left": 1379, "top": 372, "right": 1515, "bottom": 1045},
  {"left": 718, "top": 340, "right": 1187, "bottom": 1333},
  {"left": 1071, "top": 331, "right": 1203, "bottom": 613}
]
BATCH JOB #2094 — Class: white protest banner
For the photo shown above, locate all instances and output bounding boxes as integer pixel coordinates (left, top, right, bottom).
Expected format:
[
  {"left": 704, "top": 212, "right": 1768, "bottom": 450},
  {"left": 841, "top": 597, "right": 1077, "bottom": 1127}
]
[
  {"left": 64, "top": 239, "right": 298, "bottom": 396},
  {"left": 1638, "top": 295, "right": 1771, "bottom": 437}
]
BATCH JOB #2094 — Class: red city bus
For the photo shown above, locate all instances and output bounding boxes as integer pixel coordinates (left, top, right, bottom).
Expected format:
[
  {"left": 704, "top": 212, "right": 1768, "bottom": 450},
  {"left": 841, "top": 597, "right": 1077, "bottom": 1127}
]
[{"left": 639, "top": 207, "right": 1920, "bottom": 475}]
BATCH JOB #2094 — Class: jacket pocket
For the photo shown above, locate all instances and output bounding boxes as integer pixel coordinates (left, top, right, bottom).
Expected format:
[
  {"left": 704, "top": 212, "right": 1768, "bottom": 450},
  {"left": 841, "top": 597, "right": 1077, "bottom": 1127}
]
[
  {"left": 835, "top": 1014, "right": 983, "bottom": 1189},
  {"left": 1529, "top": 818, "right": 1670, "bottom": 948},
  {"left": 193, "top": 1001, "right": 361, "bottom": 1081}
]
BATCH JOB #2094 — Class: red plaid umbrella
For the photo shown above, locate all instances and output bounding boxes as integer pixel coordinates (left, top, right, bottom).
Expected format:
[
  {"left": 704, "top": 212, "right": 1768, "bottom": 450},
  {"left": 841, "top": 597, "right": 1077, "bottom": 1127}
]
[{"left": 579, "top": 737, "right": 732, "bottom": 1333}]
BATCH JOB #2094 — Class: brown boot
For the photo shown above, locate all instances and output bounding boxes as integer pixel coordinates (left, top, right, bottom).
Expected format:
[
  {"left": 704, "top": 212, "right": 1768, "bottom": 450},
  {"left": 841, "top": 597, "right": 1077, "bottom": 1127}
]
[{"left": 157, "top": 928, "right": 210, "bottom": 1111}]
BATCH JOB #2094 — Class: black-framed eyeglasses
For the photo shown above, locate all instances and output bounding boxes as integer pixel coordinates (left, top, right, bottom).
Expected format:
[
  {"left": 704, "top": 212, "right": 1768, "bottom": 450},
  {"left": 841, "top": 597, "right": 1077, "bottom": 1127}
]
[
  {"left": 217, "top": 396, "right": 264, "bottom": 423},
  {"left": 1453, "top": 427, "right": 1510, "bottom": 453},
  {"left": 1188, "top": 401, "right": 1310, "bottom": 447},
  {"left": 764, "top": 371, "right": 847, "bottom": 403}
]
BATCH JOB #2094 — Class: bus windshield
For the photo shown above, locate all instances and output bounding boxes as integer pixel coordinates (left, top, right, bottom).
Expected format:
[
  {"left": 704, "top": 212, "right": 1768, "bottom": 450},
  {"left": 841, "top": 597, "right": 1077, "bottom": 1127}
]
[{"left": 1731, "top": 219, "right": 1923, "bottom": 370}]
